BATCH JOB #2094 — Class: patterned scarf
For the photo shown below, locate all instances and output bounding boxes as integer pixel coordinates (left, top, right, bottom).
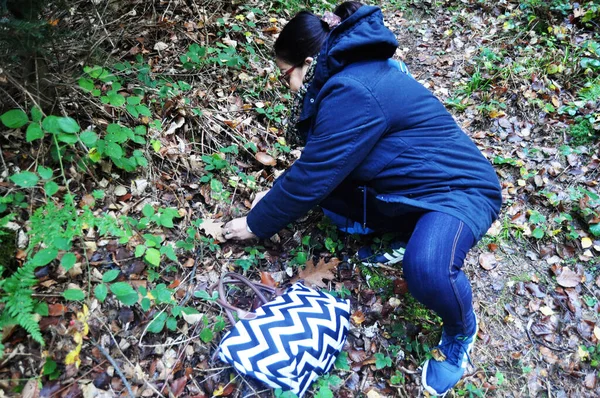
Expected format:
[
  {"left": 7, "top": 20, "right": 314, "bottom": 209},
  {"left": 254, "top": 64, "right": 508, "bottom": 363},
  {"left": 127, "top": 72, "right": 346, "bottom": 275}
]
[{"left": 286, "top": 55, "right": 318, "bottom": 145}]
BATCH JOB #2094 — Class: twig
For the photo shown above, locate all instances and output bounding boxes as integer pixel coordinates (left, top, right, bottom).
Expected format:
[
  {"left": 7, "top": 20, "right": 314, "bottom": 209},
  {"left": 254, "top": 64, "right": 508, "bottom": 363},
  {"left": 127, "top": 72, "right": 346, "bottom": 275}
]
[{"left": 92, "top": 340, "right": 135, "bottom": 398}]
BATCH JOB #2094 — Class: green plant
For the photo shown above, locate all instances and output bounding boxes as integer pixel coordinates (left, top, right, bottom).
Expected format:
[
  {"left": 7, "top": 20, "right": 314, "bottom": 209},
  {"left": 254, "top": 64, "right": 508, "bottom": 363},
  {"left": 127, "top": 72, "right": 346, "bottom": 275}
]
[
  {"left": 456, "top": 382, "right": 486, "bottom": 397},
  {"left": 311, "top": 374, "right": 342, "bottom": 398},
  {"left": 235, "top": 246, "right": 266, "bottom": 271},
  {"left": 390, "top": 370, "right": 406, "bottom": 385},
  {"left": 374, "top": 352, "right": 393, "bottom": 369}
]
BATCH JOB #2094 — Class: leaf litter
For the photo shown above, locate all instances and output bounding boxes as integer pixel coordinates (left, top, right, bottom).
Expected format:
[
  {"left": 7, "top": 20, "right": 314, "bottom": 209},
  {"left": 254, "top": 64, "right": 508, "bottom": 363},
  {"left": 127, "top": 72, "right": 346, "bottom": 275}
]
[{"left": 0, "top": 0, "right": 599, "bottom": 397}]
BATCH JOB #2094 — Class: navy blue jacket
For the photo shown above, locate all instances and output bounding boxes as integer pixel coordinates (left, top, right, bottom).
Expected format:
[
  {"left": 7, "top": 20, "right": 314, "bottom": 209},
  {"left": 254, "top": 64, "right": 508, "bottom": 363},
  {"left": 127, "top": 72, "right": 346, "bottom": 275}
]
[{"left": 247, "top": 6, "right": 502, "bottom": 240}]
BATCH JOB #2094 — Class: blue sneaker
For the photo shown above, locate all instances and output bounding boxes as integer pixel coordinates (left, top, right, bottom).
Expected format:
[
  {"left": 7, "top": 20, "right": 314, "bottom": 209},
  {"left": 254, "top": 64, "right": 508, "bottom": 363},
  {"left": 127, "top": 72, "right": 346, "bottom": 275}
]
[
  {"left": 357, "top": 241, "right": 406, "bottom": 267},
  {"left": 421, "top": 314, "right": 478, "bottom": 396}
]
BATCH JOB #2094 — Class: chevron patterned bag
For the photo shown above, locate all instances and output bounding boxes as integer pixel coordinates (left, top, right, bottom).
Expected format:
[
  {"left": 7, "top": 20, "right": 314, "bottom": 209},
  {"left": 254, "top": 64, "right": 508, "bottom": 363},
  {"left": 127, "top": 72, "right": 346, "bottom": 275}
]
[{"left": 215, "top": 273, "right": 350, "bottom": 397}]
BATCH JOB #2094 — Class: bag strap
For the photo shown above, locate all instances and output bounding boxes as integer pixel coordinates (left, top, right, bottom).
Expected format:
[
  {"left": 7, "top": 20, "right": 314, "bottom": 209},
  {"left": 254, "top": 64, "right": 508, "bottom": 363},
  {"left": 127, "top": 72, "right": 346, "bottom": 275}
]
[{"left": 214, "top": 272, "right": 283, "bottom": 325}]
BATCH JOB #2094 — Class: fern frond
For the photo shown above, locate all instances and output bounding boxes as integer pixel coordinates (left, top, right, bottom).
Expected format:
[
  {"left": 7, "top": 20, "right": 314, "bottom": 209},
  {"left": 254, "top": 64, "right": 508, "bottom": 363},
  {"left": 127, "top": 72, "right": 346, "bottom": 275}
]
[{"left": 15, "top": 312, "right": 44, "bottom": 345}]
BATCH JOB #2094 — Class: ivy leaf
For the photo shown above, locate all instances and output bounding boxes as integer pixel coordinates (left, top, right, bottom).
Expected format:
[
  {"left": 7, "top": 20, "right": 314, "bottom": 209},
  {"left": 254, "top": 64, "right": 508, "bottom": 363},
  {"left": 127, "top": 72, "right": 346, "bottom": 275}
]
[
  {"left": 140, "top": 297, "right": 151, "bottom": 311},
  {"left": 108, "top": 93, "right": 126, "bottom": 107},
  {"left": 63, "top": 288, "right": 85, "bottom": 301},
  {"left": 127, "top": 96, "right": 142, "bottom": 105},
  {"left": 1, "top": 109, "right": 28, "bottom": 128},
  {"left": 161, "top": 245, "right": 177, "bottom": 262},
  {"left": 148, "top": 313, "right": 167, "bottom": 333},
  {"left": 590, "top": 223, "right": 600, "bottom": 237},
  {"left": 532, "top": 228, "right": 545, "bottom": 239},
  {"left": 80, "top": 130, "right": 98, "bottom": 146},
  {"left": 42, "top": 116, "right": 61, "bottom": 134},
  {"left": 58, "top": 133, "right": 78, "bottom": 144},
  {"left": 200, "top": 328, "right": 214, "bottom": 343},
  {"left": 32, "top": 248, "right": 58, "bottom": 266},
  {"left": 95, "top": 284, "right": 108, "bottom": 302},
  {"left": 26, "top": 123, "right": 44, "bottom": 142},
  {"left": 117, "top": 292, "right": 139, "bottom": 306},
  {"left": 374, "top": 353, "right": 392, "bottom": 369},
  {"left": 110, "top": 282, "right": 135, "bottom": 296},
  {"left": 142, "top": 204, "right": 155, "bottom": 217},
  {"left": 57, "top": 117, "right": 80, "bottom": 133},
  {"left": 10, "top": 171, "right": 39, "bottom": 188},
  {"left": 31, "top": 107, "right": 43, "bottom": 123},
  {"left": 106, "top": 142, "right": 123, "bottom": 159},
  {"left": 60, "top": 252, "right": 77, "bottom": 271},
  {"left": 135, "top": 245, "right": 146, "bottom": 258},
  {"left": 334, "top": 352, "right": 350, "bottom": 371},
  {"left": 102, "top": 269, "right": 120, "bottom": 283},
  {"left": 166, "top": 316, "right": 177, "bottom": 331},
  {"left": 144, "top": 248, "right": 161, "bottom": 266},
  {"left": 78, "top": 78, "right": 95, "bottom": 91},
  {"left": 37, "top": 166, "right": 53, "bottom": 180},
  {"left": 44, "top": 181, "right": 59, "bottom": 196},
  {"left": 136, "top": 105, "right": 152, "bottom": 117},
  {"left": 126, "top": 105, "right": 139, "bottom": 118}
]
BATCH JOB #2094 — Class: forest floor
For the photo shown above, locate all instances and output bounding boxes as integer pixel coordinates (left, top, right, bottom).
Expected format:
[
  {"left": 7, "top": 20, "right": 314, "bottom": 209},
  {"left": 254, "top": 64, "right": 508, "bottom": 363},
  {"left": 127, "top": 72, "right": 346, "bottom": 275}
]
[{"left": 0, "top": 0, "right": 599, "bottom": 397}]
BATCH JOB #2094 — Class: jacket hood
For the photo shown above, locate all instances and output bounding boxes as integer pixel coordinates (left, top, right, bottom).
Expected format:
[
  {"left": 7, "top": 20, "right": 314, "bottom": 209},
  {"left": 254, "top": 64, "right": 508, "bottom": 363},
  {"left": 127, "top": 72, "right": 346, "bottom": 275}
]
[
  {"left": 300, "top": 6, "right": 398, "bottom": 121},
  {"left": 319, "top": 6, "right": 398, "bottom": 79}
]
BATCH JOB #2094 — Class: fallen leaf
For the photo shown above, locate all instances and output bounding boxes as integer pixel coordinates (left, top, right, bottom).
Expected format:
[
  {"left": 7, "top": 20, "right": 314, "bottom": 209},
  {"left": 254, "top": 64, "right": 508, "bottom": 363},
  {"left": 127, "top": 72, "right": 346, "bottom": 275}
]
[
  {"left": 479, "top": 252, "right": 497, "bottom": 270},
  {"left": 556, "top": 267, "right": 581, "bottom": 288},
  {"left": 198, "top": 219, "right": 225, "bottom": 243},
  {"left": 154, "top": 41, "right": 169, "bottom": 51},
  {"left": 260, "top": 271, "right": 277, "bottom": 287},
  {"left": 79, "top": 194, "right": 95, "bottom": 208},
  {"left": 114, "top": 185, "right": 127, "bottom": 196},
  {"left": 539, "top": 306, "right": 554, "bottom": 316},
  {"left": 539, "top": 346, "right": 559, "bottom": 364},
  {"left": 21, "top": 379, "right": 40, "bottom": 398},
  {"left": 367, "top": 390, "right": 382, "bottom": 398},
  {"left": 255, "top": 152, "right": 276, "bottom": 166},
  {"left": 48, "top": 303, "right": 68, "bottom": 316},
  {"left": 169, "top": 376, "right": 188, "bottom": 396},
  {"left": 585, "top": 373, "right": 597, "bottom": 390},
  {"left": 581, "top": 237, "right": 592, "bottom": 249},
  {"left": 292, "top": 257, "right": 339, "bottom": 288},
  {"left": 351, "top": 310, "right": 365, "bottom": 325}
]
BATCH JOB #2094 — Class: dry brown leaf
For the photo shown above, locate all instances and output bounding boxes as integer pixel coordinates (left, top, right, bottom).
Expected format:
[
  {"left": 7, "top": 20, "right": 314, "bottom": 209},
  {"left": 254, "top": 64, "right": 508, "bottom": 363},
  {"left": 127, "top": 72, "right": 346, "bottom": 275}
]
[
  {"left": 170, "top": 376, "right": 188, "bottom": 396},
  {"left": 292, "top": 257, "right": 339, "bottom": 288},
  {"left": 556, "top": 267, "right": 581, "bottom": 288},
  {"left": 198, "top": 219, "right": 225, "bottom": 242},
  {"left": 48, "top": 303, "right": 68, "bottom": 316},
  {"left": 348, "top": 348, "right": 367, "bottom": 363},
  {"left": 351, "top": 310, "right": 365, "bottom": 325},
  {"left": 255, "top": 152, "right": 277, "bottom": 166},
  {"left": 260, "top": 271, "right": 277, "bottom": 288},
  {"left": 21, "top": 378, "right": 40, "bottom": 398},
  {"left": 478, "top": 252, "right": 497, "bottom": 270}
]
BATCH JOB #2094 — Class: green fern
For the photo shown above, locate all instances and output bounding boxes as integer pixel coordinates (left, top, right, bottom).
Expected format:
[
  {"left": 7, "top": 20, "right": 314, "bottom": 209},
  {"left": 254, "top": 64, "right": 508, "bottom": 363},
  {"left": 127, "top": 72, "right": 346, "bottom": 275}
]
[{"left": 0, "top": 258, "right": 45, "bottom": 357}]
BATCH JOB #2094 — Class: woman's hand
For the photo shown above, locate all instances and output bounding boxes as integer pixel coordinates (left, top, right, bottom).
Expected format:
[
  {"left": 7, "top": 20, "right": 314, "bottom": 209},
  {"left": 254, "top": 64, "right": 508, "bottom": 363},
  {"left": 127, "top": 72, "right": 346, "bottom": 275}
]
[
  {"left": 222, "top": 217, "right": 256, "bottom": 241},
  {"left": 251, "top": 189, "right": 270, "bottom": 209}
]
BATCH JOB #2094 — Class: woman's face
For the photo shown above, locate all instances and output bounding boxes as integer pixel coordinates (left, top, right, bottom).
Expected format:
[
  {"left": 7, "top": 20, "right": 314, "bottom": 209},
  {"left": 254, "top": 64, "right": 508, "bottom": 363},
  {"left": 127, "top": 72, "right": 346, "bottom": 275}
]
[{"left": 276, "top": 57, "right": 313, "bottom": 93}]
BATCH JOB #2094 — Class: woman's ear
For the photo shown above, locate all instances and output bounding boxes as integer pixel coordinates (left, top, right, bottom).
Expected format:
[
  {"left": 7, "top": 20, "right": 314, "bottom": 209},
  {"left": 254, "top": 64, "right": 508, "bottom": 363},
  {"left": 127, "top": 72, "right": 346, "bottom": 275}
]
[{"left": 304, "top": 56, "right": 314, "bottom": 66}]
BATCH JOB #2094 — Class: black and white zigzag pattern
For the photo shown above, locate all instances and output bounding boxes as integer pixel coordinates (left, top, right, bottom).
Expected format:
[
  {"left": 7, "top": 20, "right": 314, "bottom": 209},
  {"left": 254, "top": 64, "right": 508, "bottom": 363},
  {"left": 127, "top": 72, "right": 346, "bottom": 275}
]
[{"left": 218, "top": 282, "right": 350, "bottom": 397}]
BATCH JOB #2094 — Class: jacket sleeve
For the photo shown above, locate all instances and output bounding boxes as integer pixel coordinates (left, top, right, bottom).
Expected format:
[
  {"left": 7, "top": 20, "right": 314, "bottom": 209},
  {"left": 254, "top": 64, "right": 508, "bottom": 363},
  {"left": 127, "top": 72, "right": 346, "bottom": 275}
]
[{"left": 247, "top": 78, "right": 388, "bottom": 238}]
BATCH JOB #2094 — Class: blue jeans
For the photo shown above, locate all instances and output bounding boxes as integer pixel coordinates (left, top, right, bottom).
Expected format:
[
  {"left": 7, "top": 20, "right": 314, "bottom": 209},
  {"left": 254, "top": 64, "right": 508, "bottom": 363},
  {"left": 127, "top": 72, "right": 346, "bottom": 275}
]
[
  {"left": 402, "top": 212, "right": 476, "bottom": 336},
  {"left": 322, "top": 196, "right": 477, "bottom": 336}
]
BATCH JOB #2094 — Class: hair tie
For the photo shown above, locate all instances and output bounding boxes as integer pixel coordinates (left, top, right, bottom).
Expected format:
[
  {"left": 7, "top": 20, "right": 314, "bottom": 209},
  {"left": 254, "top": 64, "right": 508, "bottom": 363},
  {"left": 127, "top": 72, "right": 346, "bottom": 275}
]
[{"left": 321, "top": 11, "right": 341, "bottom": 31}]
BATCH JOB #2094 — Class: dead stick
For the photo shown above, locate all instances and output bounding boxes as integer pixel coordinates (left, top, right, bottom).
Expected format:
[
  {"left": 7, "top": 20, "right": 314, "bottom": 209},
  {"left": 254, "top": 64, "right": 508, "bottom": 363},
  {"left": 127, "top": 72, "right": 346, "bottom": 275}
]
[{"left": 92, "top": 340, "right": 135, "bottom": 398}]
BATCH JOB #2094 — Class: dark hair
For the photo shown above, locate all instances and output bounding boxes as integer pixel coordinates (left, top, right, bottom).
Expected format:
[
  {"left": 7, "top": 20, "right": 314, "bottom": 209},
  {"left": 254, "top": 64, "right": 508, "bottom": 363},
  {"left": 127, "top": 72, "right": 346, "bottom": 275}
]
[
  {"left": 333, "top": 1, "right": 363, "bottom": 20},
  {"left": 274, "top": 2, "right": 364, "bottom": 65}
]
